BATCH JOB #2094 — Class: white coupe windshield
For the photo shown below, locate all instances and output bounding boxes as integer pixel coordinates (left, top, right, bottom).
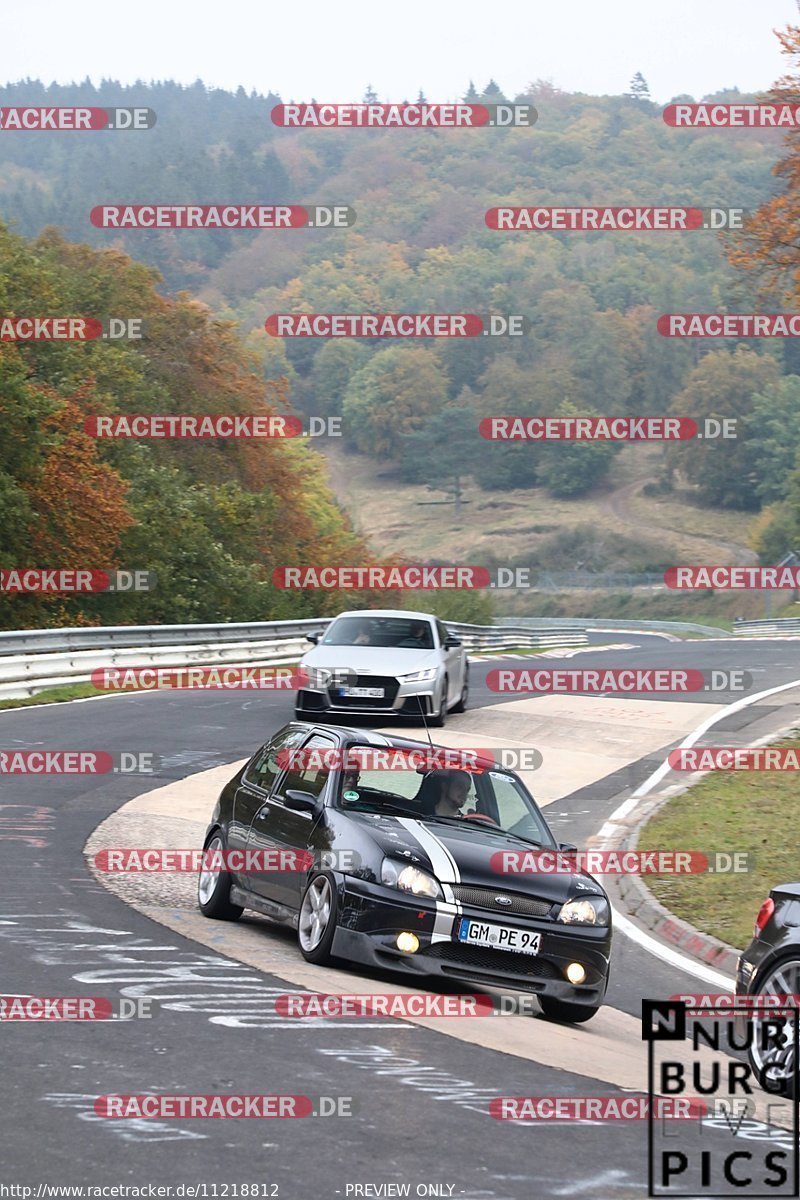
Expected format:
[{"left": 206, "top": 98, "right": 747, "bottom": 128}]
[{"left": 322, "top": 616, "right": 435, "bottom": 650}]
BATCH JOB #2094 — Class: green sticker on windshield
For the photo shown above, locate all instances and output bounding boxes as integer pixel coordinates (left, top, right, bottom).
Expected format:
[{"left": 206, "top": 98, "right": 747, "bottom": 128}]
[{"left": 343, "top": 790, "right": 360, "bottom": 801}]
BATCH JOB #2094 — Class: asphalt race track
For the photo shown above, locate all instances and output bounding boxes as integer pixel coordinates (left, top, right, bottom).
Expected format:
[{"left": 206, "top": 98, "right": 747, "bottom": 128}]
[{"left": 3, "top": 632, "right": 799, "bottom": 1198}]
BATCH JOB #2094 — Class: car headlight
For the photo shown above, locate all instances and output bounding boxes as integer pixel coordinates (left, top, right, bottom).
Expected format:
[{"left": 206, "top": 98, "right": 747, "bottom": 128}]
[
  {"left": 558, "top": 897, "right": 609, "bottom": 926},
  {"left": 381, "top": 857, "right": 443, "bottom": 900},
  {"left": 300, "top": 665, "right": 331, "bottom": 689},
  {"left": 398, "top": 668, "right": 438, "bottom": 683}
]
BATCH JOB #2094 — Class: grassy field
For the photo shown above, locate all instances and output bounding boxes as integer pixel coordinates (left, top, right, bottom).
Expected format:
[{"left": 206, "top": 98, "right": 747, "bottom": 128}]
[
  {"left": 637, "top": 733, "right": 800, "bottom": 949},
  {"left": 317, "top": 442, "right": 779, "bottom": 623},
  {"left": 321, "top": 442, "right": 755, "bottom": 565}
]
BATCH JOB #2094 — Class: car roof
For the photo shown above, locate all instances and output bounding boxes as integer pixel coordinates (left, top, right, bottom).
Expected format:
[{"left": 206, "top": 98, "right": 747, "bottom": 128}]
[
  {"left": 329, "top": 609, "right": 437, "bottom": 622},
  {"left": 284, "top": 721, "right": 507, "bottom": 765},
  {"left": 286, "top": 722, "right": 425, "bottom": 749}
]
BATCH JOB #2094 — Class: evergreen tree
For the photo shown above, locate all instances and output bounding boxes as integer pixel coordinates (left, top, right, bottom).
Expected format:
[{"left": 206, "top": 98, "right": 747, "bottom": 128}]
[
  {"left": 481, "top": 79, "right": 506, "bottom": 101},
  {"left": 627, "top": 72, "right": 651, "bottom": 101}
]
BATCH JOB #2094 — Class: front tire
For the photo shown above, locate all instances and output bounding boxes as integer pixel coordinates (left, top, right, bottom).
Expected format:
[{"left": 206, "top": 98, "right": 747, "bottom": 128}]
[
  {"left": 197, "top": 831, "right": 244, "bottom": 921},
  {"left": 451, "top": 664, "right": 469, "bottom": 714},
  {"left": 539, "top": 996, "right": 600, "bottom": 1025},
  {"left": 298, "top": 872, "right": 339, "bottom": 965},
  {"left": 430, "top": 675, "right": 449, "bottom": 728}
]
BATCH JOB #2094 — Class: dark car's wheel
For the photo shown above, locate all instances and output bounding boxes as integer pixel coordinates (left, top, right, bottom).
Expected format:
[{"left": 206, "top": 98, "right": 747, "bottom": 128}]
[
  {"left": 747, "top": 956, "right": 800, "bottom": 1097},
  {"left": 539, "top": 996, "right": 601, "bottom": 1024},
  {"left": 451, "top": 664, "right": 469, "bottom": 714},
  {"left": 430, "top": 675, "right": 449, "bottom": 728},
  {"left": 298, "top": 872, "right": 339, "bottom": 964},
  {"left": 197, "top": 831, "right": 244, "bottom": 921}
]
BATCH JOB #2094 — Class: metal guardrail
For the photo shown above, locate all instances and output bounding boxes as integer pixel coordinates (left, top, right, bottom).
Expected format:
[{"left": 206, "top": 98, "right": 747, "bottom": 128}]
[
  {"left": 0, "top": 619, "right": 589, "bottom": 701},
  {"left": 535, "top": 572, "right": 665, "bottom": 591},
  {"left": 498, "top": 616, "right": 729, "bottom": 637},
  {"left": 0, "top": 618, "right": 331, "bottom": 657},
  {"left": 733, "top": 618, "right": 800, "bottom": 636}
]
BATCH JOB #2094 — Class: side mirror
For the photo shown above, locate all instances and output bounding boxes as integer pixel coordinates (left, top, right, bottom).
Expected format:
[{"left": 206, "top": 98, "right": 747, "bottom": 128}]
[
  {"left": 305, "top": 632, "right": 320, "bottom": 644},
  {"left": 284, "top": 789, "right": 320, "bottom": 815},
  {"left": 558, "top": 842, "right": 578, "bottom": 854},
  {"left": 444, "top": 635, "right": 461, "bottom": 649}
]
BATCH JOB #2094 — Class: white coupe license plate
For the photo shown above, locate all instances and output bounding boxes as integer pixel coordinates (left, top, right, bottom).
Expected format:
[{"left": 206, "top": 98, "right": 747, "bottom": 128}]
[
  {"left": 457, "top": 918, "right": 540, "bottom": 955},
  {"left": 340, "top": 685, "right": 385, "bottom": 698}
]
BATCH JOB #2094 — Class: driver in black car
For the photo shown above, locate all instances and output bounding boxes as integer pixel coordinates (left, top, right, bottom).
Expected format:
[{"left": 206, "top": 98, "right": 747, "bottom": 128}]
[
  {"left": 433, "top": 769, "right": 471, "bottom": 817},
  {"left": 341, "top": 764, "right": 361, "bottom": 795}
]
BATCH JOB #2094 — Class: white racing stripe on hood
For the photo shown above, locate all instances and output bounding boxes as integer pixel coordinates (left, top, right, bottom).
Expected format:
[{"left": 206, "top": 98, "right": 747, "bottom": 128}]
[{"left": 395, "top": 817, "right": 462, "bottom": 944}]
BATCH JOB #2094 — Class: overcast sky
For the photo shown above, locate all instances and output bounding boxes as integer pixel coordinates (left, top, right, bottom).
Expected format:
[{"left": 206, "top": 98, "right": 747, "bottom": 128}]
[{"left": 0, "top": 0, "right": 796, "bottom": 103}]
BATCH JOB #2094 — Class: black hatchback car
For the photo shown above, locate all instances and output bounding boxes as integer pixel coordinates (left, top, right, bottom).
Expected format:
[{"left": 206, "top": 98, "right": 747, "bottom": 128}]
[
  {"left": 198, "top": 722, "right": 612, "bottom": 1023},
  {"left": 736, "top": 883, "right": 800, "bottom": 1096}
]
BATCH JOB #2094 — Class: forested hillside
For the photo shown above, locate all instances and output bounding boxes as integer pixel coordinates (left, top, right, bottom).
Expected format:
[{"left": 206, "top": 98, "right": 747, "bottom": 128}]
[
  {"left": 0, "top": 221, "right": 372, "bottom": 628},
  {"left": 2, "top": 75, "right": 800, "bottom": 626}
]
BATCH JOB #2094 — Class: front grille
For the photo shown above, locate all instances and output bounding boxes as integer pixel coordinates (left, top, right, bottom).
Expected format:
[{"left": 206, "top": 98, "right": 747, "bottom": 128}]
[
  {"left": 327, "top": 675, "right": 399, "bottom": 708},
  {"left": 424, "top": 941, "right": 561, "bottom": 980},
  {"left": 451, "top": 885, "right": 553, "bottom": 919}
]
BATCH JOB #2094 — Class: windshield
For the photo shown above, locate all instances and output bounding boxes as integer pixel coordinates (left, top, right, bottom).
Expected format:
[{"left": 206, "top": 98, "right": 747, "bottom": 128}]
[
  {"left": 322, "top": 616, "right": 435, "bottom": 650},
  {"left": 337, "top": 765, "right": 556, "bottom": 846}
]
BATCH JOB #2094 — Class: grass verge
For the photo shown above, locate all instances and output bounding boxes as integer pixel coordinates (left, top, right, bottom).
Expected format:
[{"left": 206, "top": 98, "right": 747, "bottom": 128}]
[
  {"left": 0, "top": 682, "right": 103, "bottom": 711},
  {"left": 637, "top": 732, "right": 800, "bottom": 949}
]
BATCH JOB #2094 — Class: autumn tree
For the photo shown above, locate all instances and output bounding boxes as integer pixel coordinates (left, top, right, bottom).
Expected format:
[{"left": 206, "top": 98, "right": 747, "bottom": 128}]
[
  {"left": 728, "top": 24, "right": 800, "bottom": 300},
  {"left": 342, "top": 347, "right": 448, "bottom": 457},
  {"left": 666, "top": 348, "right": 779, "bottom": 509}
]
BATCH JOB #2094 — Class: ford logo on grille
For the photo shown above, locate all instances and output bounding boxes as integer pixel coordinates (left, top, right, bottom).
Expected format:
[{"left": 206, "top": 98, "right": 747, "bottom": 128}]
[{"left": 494, "top": 896, "right": 513, "bottom": 906}]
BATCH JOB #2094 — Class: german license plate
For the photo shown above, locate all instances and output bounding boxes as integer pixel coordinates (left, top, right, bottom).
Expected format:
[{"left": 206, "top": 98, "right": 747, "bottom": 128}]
[
  {"left": 457, "top": 918, "right": 540, "bottom": 955},
  {"left": 340, "top": 686, "right": 385, "bottom": 698}
]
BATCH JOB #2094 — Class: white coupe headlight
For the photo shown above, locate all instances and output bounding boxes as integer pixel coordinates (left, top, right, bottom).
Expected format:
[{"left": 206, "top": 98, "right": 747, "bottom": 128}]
[
  {"left": 398, "top": 668, "right": 438, "bottom": 683},
  {"left": 381, "top": 858, "right": 443, "bottom": 900},
  {"left": 558, "top": 897, "right": 609, "bottom": 926}
]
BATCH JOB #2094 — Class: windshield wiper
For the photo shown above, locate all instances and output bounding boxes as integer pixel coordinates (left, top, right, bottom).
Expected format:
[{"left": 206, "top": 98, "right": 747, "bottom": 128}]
[
  {"left": 349, "top": 802, "right": 417, "bottom": 818},
  {"left": 420, "top": 815, "right": 546, "bottom": 847}
]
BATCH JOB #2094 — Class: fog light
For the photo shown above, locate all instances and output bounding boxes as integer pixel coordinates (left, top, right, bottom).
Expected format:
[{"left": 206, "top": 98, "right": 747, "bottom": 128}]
[
  {"left": 566, "top": 962, "right": 586, "bottom": 985},
  {"left": 396, "top": 932, "right": 420, "bottom": 953}
]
